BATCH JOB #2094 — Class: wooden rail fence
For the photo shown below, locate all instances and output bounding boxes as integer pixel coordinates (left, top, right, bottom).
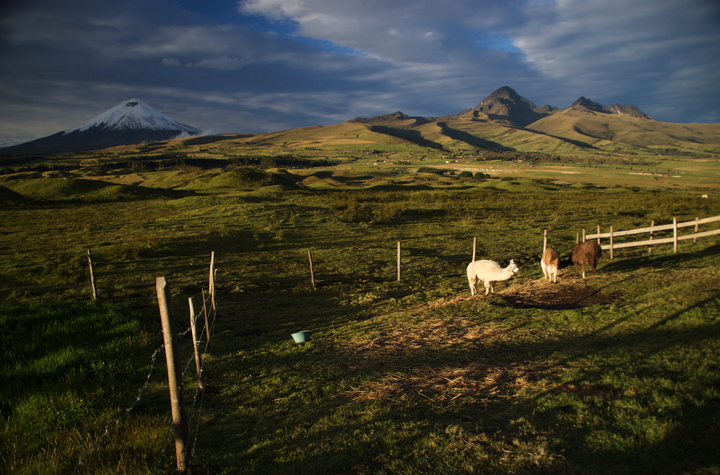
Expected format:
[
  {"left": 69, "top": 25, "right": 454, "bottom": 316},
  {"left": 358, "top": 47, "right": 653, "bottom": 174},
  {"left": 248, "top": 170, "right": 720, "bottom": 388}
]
[{"left": 583, "top": 215, "right": 720, "bottom": 259}]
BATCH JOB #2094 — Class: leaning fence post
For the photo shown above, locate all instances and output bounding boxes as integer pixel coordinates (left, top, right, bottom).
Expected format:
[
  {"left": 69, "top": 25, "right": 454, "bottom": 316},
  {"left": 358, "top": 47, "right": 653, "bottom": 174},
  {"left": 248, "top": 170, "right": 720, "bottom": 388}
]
[
  {"left": 472, "top": 237, "right": 477, "bottom": 262},
  {"left": 156, "top": 277, "right": 189, "bottom": 473},
  {"left": 201, "top": 289, "right": 211, "bottom": 347},
  {"left": 208, "top": 252, "right": 216, "bottom": 312},
  {"left": 397, "top": 241, "right": 402, "bottom": 282},
  {"left": 543, "top": 229, "right": 548, "bottom": 253},
  {"left": 86, "top": 249, "right": 98, "bottom": 300},
  {"left": 188, "top": 297, "right": 204, "bottom": 391},
  {"left": 307, "top": 249, "right": 316, "bottom": 289},
  {"left": 673, "top": 217, "right": 678, "bottom": 253}
]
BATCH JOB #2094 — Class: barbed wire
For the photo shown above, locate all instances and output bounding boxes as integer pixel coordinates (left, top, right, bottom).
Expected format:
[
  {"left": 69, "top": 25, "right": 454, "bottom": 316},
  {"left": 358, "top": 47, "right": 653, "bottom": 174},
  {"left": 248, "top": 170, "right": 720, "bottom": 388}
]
[
  {"left": 72, "top": 276, "right": 218, "bottom": 473},
  {"left": 190, "top": 304, "right": 217, "bottom": 459},
  {"left": 72, "top": 344, "right": 163, "bottom": 474},
  {"left": 154, "top": 292, "right": 218, "bottom": 471}
]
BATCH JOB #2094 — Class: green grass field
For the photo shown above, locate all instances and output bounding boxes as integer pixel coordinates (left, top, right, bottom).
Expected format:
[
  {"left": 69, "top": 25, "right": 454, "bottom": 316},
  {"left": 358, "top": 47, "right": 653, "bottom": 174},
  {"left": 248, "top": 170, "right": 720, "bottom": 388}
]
[{"left": 1, "top": 156, "right": 719, "bottom": 473}]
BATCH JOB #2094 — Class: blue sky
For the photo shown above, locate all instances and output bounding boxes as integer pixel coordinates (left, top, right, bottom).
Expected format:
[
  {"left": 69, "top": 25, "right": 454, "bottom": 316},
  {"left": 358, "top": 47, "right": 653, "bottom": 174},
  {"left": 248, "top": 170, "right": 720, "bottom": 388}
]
[{"left": 1, "top": 0, "right": 719, "bottom": 146}]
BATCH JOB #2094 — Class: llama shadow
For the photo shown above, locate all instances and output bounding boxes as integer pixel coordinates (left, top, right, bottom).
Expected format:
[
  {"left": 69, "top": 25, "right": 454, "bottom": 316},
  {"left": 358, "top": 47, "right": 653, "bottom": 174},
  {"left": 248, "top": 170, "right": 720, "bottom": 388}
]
[{"left": 498, "top": 283, "right": 622, "bottom": 310}]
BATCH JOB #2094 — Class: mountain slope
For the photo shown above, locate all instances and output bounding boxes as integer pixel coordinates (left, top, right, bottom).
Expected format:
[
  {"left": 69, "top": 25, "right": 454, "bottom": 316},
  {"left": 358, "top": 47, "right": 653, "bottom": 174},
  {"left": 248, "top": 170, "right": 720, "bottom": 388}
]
[{"left": 528, "top": 108, "right": 720, "bottom": 150}]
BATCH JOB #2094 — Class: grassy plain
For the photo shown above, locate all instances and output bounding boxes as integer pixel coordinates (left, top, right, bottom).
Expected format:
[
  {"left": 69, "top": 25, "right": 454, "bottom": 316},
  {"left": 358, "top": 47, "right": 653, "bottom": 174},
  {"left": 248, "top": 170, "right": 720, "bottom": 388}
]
[{"left": 1, "top": 151, "right": 719, "bottom": 473}]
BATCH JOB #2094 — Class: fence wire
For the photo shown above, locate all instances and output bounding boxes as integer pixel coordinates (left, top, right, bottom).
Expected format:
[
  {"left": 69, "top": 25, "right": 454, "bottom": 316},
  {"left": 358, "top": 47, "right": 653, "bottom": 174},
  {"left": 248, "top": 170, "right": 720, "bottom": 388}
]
[
  {"left": 72, "top": 344, "right": 163, "bottom": 474},
  {"left": 156, "top": 298, "right": 217, "bottom": 470},
  {"left": 73, "top": 274, "right": 218, "bottom": 474}
]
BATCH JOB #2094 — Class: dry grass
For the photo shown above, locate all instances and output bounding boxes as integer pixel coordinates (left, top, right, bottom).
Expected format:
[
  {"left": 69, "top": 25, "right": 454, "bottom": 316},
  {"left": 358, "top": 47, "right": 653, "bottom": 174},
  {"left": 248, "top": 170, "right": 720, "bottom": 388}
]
[{"left": 342, "top": 318, "right": 534, "bottom": 405}]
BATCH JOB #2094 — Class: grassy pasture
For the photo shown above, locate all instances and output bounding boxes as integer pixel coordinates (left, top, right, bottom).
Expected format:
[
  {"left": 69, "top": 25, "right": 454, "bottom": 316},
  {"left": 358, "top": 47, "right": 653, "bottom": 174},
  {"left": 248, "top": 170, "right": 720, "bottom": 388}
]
[{"left": 1, "top": 158, "right": 719, "bottom": 473}]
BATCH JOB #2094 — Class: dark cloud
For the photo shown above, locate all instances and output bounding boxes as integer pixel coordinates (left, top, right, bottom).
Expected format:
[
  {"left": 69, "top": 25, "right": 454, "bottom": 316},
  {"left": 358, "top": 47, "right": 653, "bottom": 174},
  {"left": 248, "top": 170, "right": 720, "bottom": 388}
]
[{"left": 1, "top": 0, "right": 719, "bottom": 146}]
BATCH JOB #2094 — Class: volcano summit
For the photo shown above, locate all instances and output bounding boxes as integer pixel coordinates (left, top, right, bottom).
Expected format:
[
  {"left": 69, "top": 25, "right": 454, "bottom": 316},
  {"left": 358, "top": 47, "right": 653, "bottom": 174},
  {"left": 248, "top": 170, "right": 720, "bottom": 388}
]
[{"left": 0, "top": 99, "right": 201, "bottom": 156}]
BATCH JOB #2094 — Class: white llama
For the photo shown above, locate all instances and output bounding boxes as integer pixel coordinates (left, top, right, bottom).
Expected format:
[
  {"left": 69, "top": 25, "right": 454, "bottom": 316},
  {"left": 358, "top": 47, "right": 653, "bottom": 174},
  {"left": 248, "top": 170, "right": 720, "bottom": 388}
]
[{"left": 467, "top": 259, "right": 519, "bottom": 296}]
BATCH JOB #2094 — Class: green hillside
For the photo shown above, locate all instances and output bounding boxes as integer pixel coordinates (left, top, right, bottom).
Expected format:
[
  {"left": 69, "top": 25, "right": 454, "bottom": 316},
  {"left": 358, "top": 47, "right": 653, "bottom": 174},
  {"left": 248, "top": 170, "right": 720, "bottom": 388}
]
[
  {"left": 529, "top": 109, "right": 720, "bottom": 153},
  {"left": 85, "top": 108, "right": 718, "bottom": 161}
]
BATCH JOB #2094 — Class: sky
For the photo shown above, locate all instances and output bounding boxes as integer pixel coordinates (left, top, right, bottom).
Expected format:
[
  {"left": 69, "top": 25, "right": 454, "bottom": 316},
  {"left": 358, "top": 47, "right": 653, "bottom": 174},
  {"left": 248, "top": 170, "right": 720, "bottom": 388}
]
[{"left": 1, "top": 0, "right": 719, "bottom": 146}]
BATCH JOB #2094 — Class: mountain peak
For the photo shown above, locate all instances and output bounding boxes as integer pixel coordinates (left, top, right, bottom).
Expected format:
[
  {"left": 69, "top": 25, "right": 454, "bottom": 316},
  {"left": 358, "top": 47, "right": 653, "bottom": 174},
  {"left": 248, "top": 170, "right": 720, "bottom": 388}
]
[
  {"left": 0, "top": 98, "right": 202, "bottom": 156},
  {"left": 473, "top": 86, "right": 548, "bottom": 127},
  {"left": 68, "top": 98, "right": 201, "bottom": 134},
  {"left": 571, "top": 96, "right": 605, "bottom": 112},
  {"left": 484, "top": 86, "right": 521, "bottom": 101},
  {"left": 571, "top": 96, "right": 651, "bottom": 119}
]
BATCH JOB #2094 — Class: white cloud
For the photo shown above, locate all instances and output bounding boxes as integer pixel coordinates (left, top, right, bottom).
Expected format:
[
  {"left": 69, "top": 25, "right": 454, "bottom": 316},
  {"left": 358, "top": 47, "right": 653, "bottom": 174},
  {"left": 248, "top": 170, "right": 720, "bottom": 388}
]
[
  {"left": 511, "top": 0, "right": 720, "bottom": 105},
  {"left": 238, "top": 0, "right": 512, "bottom": 64}
]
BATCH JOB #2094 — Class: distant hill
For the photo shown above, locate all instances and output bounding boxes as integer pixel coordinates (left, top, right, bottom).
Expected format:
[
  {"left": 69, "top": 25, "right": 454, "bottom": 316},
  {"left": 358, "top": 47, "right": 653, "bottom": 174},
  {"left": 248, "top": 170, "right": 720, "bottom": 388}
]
[
  {"left": 3, "top": 88, "right": 720, "bottom": 159},
  {"left": 329, "top": 87, "right": 720, "bottom": 155},
  {"left": 0, "top": 99, "right": 201, "bottom": 156}
]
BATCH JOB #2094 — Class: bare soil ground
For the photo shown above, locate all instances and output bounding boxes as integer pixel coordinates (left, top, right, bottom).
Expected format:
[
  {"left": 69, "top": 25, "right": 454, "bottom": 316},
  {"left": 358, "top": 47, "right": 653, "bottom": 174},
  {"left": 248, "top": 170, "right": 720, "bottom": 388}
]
[
  {"left": 340, "top": 280, "right": 621, "bottom": 404},
  {"left": 499, "top": 280, "right": 623, "bottom": 309}
]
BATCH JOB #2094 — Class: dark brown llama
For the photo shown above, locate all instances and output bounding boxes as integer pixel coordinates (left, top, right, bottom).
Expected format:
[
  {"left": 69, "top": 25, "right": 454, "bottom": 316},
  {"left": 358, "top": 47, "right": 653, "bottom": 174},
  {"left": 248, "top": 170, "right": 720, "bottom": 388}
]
[{"left": 571, "top": 241, "right": 602, "bottom": 278}]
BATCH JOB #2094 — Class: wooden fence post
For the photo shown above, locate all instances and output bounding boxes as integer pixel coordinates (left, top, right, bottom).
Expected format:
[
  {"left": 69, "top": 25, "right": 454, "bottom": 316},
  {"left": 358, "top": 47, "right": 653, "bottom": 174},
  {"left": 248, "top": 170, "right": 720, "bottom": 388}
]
[
  {"left": 694, "top": 217, "right": 699, "bottom": 243},
  {"left": 596, "top": 225, "right": 601, "bottom": 245},
  {"left": 307, "top": 249, "right": 316, "bottom": 289},
  {"left": 472, "top": 237, "right": 477, "bottom": 262},
  {"left": 208, "top": 252, "right": 216, "bottom": 312},
  {"left": 188, "top": 297, "right": 204, "bottom": 391},
  {"left": 155, "top": 277, "right": 189, "bottom": 473},
  {"left": 397, "top": 241, "right": 401, "bottom": 282},
  {"left": 201, "top": 289, "right": 211, "bottom": 347},
  {"left": 86, "top": 249, "right": 97, "bottom": 300},
  {"left": 609, "top": 226, "right": 614, "bottom": 260},
  {"left": 673, "top": 217, "right": 678, "bottom": 253},
  {"left": 543, "top": 229, "right": 548, "bottom": 253},
  {"left": 582, "top": 229, "right": 586, "bottom": 242},
  {"left": 649, "top": 220, "right": 655, "bottom": 253}
]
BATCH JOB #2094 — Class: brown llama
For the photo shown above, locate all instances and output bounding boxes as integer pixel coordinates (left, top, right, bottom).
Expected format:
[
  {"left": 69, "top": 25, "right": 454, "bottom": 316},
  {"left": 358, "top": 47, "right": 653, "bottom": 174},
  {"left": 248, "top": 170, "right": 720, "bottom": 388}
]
[
  {"left": 541, "top": 247, "right": 560, "bottom": 283},
  {"left": 571, "top": 241, "right": 602, "bottom": 278}
]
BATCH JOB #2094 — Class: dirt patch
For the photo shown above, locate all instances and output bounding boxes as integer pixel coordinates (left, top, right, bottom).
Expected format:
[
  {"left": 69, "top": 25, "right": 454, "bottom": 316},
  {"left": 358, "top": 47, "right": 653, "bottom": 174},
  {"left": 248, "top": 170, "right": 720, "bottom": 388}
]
[
  {"left": 346, "top": 363, "right": 528, "bottom": 404},
  {"left": 344, "top": 280, "right": 622, "bottom": 404},
  {"left": 346, "top": 320, "right": 497, "bottom": 359},
  {"left": 342, "top": 319, "right": 535, "bottom": 404},
  {"left": 340, "top": 283, "right": 620, "bottom": 404},
  {"left": 499, "top": 281, "right": 623, "bottom": 310}
]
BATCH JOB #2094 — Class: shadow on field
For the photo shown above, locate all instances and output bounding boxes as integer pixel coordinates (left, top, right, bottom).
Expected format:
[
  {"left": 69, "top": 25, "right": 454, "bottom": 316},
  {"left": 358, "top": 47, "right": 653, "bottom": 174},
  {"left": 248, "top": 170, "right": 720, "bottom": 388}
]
[
  {"left": 498, "top": 282, "right": 623, "bottom": 309},
  {"left": 195, "top": 266, "right": 720, "bottom": 474},
  {"left": 601, "top": 243, "right": 720, "bottom": 272}
]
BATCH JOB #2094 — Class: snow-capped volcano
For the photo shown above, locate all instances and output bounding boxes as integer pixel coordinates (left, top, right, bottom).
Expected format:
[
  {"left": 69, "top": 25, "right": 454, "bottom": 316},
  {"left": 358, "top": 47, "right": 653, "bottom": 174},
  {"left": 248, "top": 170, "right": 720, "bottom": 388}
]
[
  {"left": 68, "top": 99, "right": 201, "bottom": 134},
  {"left": 0, "top": 98, "right": 202, "bottom": 156}
]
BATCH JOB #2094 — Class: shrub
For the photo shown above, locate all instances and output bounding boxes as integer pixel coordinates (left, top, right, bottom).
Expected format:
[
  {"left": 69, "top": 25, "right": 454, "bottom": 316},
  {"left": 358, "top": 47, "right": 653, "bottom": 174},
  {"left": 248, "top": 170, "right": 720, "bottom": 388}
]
[{"left": 333, "top": 198, "right": 407, "bottom": 224}]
